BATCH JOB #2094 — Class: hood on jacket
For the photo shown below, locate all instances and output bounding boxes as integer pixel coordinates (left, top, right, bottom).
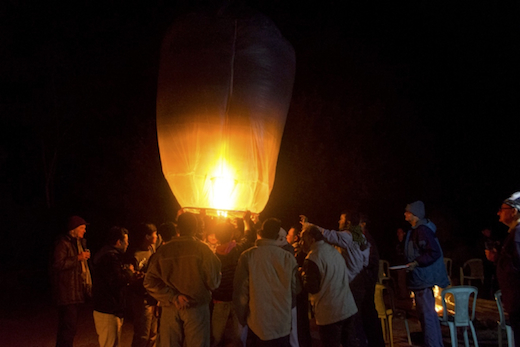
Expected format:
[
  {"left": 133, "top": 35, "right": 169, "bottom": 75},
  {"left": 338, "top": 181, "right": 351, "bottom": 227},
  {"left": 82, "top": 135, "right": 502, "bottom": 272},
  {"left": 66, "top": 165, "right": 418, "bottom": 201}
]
[{"left": 413, "top": 218, "right": 437, "bottom": 233}]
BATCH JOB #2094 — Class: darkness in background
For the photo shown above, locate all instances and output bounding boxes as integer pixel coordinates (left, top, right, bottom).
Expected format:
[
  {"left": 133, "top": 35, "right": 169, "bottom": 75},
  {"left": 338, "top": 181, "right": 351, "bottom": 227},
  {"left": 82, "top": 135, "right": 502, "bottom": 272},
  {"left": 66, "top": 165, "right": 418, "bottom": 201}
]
[{"left": 0, "top": 1, "right": 518, "bottom": 293}]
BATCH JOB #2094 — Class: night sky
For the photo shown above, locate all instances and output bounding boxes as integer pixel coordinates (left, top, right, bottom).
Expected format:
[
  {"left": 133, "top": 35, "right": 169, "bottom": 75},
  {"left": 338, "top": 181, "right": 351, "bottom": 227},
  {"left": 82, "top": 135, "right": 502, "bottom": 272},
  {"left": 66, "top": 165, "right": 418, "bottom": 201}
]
[{"left": 1, "top": 1, "right": 519, "bottom": 280}]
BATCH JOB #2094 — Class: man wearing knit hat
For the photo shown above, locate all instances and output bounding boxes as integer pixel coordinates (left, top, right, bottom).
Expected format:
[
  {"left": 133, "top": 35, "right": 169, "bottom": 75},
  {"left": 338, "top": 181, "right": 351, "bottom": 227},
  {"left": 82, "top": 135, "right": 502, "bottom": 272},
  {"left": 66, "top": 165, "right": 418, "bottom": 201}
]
[
  {"left": 403, "top": 201, "right": 449, "bottom": 347},
  {"left": 51, "top": 215, "right": 92, "bottom": 347},
  {"left": 495, "top": 192, "right": 520, "bottom": 347}
]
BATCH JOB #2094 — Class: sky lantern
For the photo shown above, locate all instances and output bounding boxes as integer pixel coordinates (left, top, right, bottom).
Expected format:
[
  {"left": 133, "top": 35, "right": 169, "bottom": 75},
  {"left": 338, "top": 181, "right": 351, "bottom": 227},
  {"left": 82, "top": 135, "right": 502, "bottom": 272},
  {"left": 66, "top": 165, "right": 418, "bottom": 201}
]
[{"left": 156, "top": 6, "right": 295, "bottom": 217}]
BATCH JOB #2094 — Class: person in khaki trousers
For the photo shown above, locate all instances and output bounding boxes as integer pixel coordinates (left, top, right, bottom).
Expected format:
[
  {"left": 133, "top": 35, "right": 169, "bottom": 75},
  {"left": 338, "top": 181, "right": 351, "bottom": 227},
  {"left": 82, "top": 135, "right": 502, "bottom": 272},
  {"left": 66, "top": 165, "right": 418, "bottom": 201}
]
[{"left": 92, "top": 226, "right": 135, "bottom": 347}]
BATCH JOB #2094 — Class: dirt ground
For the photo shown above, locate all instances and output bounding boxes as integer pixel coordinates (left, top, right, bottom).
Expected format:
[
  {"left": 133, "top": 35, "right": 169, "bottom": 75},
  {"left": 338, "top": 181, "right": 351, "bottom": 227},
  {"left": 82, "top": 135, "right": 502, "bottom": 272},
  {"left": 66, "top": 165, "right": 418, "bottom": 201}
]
[{"left": 0, "top": 280, "right": 505, "bottom": 347}]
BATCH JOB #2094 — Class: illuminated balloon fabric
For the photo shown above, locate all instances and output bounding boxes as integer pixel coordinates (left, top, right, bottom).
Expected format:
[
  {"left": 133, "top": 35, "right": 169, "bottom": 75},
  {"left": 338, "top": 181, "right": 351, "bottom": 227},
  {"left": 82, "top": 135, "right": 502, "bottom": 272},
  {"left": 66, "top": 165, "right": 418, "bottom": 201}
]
[{"left": 157, "top": 8, "right": 295, "bottom": 214}]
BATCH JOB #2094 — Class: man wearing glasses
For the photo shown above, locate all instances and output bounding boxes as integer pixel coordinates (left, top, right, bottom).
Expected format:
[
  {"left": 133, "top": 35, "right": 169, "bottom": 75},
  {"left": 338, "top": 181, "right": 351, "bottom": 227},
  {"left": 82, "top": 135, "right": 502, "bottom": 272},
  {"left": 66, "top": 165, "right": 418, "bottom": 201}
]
[{"left": 494, "top": 193, "right": 520, "bottom": 347}]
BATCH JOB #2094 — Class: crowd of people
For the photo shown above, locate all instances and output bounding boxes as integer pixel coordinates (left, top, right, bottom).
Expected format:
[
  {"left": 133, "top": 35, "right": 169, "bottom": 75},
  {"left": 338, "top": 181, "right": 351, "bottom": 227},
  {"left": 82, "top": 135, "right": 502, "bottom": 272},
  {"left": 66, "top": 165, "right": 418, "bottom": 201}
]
[{"left": 50, "top": 192, "right": 520, "bottom": 347}]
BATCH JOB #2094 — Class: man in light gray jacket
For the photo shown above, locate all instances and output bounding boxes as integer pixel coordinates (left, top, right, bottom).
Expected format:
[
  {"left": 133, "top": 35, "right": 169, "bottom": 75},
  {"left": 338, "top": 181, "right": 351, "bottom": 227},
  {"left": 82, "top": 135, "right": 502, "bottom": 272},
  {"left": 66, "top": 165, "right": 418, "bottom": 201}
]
[
  {"left": 233, "top": 218, "right": 299, "bottom": 346},
  {"left": 300, "top": 224, "right": 358, "bottom": 347}
]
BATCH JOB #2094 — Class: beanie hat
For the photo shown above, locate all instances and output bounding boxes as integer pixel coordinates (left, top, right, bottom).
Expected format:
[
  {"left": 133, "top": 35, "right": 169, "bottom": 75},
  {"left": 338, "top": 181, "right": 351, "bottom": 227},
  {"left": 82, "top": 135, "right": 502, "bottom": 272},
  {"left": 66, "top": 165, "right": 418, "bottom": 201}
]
[
  {"left": 504, "top": 192, "right": 520, "bottom": 210},
  {"left": 405, "top": 201, "right": 425, "bottom": 219},
  {"left": 67, "top": 216, "right": 88, "bottom": 231}
]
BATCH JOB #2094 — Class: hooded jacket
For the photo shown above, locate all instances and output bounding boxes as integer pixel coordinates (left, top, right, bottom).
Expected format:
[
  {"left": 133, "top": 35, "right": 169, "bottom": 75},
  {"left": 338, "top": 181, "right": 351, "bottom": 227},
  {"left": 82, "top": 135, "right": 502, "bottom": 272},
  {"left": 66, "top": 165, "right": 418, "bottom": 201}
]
[
  {"left": 233, "top": 238, "right": 299, "bottom": 341},
  {"left": 405, "top": 219, "right": 450, "bottom": 290},
  {"left": 303, "top": 240, "right": 358, "bottom": 325}
]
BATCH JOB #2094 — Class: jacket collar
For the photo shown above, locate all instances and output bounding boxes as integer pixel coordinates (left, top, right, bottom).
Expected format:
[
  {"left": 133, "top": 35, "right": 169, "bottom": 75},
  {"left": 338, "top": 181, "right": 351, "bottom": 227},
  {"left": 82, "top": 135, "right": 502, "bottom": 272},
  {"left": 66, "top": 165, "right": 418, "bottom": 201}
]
[{"left": 255, "top": 238, "right": 279, "bottom": 247}]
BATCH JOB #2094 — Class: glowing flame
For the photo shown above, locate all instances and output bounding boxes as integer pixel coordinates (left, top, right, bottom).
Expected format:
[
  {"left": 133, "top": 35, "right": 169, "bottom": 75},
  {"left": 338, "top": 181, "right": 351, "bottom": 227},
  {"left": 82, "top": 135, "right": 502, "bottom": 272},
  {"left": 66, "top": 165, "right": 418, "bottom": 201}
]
[
  {"left": 412, "top": 286, "right": 446, "bottom": 314},
  {"left": 433, "top": 285, "right": 455, "bottom": 315},
  {"left": 206, "top": 157, "right": 237, "bottom": 211},
  {"left": 217, "top": 210, "right": 228, "bottom": 218},
  {"left": 434, "top": 285, "right": 443, "bottom": 313}
]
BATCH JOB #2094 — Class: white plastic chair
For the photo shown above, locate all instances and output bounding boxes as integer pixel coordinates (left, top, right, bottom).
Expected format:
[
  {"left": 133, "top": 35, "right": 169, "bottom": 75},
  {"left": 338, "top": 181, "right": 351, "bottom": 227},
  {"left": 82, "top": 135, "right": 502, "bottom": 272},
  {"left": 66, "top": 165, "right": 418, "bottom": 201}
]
[
  {"left": 378, "top": 259, "right": 395, "bottom": 289},
  {"left": 495, "top": 290, "right": 515, "bottom": 347},
  {"left": 459, "top": 259, "right": 484, "bottom": 286},
  {"left": 375, "top": 283, "right": 394, "bottom": 347},
  {"left": 374, "top": 283, "right": 411, "bottom": 346},
  {"left": 439, "top": 285, "right": 479, "bottom": 347}
]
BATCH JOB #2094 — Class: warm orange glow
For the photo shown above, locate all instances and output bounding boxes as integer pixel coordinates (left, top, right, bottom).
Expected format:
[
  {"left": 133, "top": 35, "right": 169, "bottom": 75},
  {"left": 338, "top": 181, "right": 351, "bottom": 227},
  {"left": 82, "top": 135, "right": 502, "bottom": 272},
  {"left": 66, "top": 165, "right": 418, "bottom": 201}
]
[
  {"left": 157, "top": 122, "right": 284, "bottom": 215},
  {"left": 434, "top": 285, "right": 443, "bottom": 313},
  {"left": 216, "top": 210, "right": 229, "bottom": 218},
  {"left": 412, "top": 286, "right": 446, "bottom": 314},
  {"left": 206, "top": 157, "right": 237, "bottom": 211},
  {"left": 433, "top": 285, "right": 455, "bottom": 315},
  {"left": 156, "top": 10, "right": 295, "bottom": 216}
]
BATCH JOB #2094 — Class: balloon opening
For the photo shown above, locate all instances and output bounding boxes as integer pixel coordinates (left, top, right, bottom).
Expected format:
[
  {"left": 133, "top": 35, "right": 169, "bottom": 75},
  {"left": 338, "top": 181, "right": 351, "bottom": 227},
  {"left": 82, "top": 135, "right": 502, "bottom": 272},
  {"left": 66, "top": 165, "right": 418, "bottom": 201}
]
[{"left": 182, "top": 207, "right": 257, "bottom": 220}]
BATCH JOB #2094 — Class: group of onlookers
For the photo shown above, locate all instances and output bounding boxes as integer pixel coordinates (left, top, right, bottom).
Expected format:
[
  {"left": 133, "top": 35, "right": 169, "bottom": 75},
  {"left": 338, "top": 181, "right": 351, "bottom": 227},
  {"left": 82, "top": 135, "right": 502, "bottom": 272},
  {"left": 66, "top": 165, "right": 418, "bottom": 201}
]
[
  {"left": 51, "top": 191, "right": 520, "bottom": 347},
  {"left": 51, "top": 217, "right": 176, "bottom": 347}
]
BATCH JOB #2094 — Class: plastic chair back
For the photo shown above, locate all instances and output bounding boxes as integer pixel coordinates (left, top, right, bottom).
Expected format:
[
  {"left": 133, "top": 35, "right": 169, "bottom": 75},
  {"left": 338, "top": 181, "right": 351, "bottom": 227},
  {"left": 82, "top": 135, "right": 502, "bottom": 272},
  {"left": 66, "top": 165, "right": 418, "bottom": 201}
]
[
  {"left": 375, "top": 283, "right": 395, "bottom": 347},
  {"left": 375, "top": 283, "right": 390, "bottom": 318},
  {"left": 441, "top": 285, "right": 478, "bottom": 326},
  {"left": 495, "top": 289, "right": 515, "bottom": 347},
  {"left": 495, "top": 290, "right": 507, "bottom": 329},
  {"left": 378, "top": 259, "right": 390, "bottom": 284},
  {"left": 460, "top": 258, "right": 484, "bottom": 285}
]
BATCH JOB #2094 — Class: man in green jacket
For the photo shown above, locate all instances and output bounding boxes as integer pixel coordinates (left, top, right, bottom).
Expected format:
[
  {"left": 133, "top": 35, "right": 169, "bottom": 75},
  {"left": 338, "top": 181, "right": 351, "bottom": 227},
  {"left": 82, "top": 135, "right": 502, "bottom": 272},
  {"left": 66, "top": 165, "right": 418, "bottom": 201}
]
[{"left": 144, "top": 212, "right": 221, "bottom": 347}]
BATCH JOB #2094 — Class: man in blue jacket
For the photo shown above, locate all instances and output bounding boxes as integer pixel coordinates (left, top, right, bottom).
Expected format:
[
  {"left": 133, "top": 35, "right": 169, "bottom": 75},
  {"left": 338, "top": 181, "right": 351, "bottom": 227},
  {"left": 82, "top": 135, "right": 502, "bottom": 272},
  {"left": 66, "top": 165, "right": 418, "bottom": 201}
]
[{"left": 404, "top": 201, "right": 449, "bottom": 347}]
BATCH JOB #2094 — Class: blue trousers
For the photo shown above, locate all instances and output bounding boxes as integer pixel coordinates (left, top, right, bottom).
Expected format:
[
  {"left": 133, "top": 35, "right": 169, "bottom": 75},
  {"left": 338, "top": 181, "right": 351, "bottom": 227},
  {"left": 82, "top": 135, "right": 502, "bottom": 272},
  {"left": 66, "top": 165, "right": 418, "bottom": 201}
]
[{"left": 414, "top": 287, "right": 443, "bottom": 347}]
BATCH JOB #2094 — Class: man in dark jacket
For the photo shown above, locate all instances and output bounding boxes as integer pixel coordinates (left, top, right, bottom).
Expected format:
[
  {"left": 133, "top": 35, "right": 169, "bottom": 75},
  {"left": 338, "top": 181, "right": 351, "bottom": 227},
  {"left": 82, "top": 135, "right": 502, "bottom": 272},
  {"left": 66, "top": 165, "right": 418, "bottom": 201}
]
[
  {"left": 126, "top": 223, "right": 158, "bottom": 347},
  {"left": 404, "top": 201, "right": 449, "bottom": 347},
  {"left": 51, "top": 215, "right": 92, "bottom": 347},
  {"left": 92, "top": 226, "right": 135, "bottom": 347},
  {"left": 495, "top": 192, "right": 520, "bottom": 347},
  {"left": 211, "top": 217, "right": 256, "bottom": 346}
]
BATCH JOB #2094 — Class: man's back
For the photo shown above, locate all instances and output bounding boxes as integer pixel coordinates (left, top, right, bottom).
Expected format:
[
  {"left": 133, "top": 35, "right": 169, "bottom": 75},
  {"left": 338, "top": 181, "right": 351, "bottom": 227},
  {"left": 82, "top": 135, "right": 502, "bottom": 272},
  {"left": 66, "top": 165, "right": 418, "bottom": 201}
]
[
  {"left": 145, "top": 235, "right": 221, "bottom": 307},
  {"left": 305, "top": 240, "right": 357, "bottom": 325},
  {"left": 233, "top": 238, "right": 298, "bottom": 341}
]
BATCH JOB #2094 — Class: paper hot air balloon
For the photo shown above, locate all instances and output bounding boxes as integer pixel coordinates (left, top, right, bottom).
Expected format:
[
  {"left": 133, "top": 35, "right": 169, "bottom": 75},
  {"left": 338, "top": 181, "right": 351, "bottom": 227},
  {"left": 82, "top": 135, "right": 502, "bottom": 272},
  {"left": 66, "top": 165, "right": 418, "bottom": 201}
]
[{"left": 157, "top": 6, "right": 295, "bottom": 217}]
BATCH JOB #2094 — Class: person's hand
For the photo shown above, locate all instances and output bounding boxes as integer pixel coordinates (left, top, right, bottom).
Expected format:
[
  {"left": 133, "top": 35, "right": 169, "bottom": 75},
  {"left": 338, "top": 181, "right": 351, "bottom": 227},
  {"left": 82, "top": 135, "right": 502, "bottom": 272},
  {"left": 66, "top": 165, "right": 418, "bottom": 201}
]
[
  {"left": 174, "top": 295, "right": 191, "bottom": 310},
  {"left": 406, "top": 261, "right": 419, "bottom": 272},
  {"left": 243, "top": 210, "right": 251, "bottom": 221},
  {"left": 78, "top": 251, "right": 90, "bottom": 261},
  {"left": 299, "top": 215, "right": 308, "bottom": 225},
  {"left": 123, "top": 264, "right": 135, "bottom": 273}
]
